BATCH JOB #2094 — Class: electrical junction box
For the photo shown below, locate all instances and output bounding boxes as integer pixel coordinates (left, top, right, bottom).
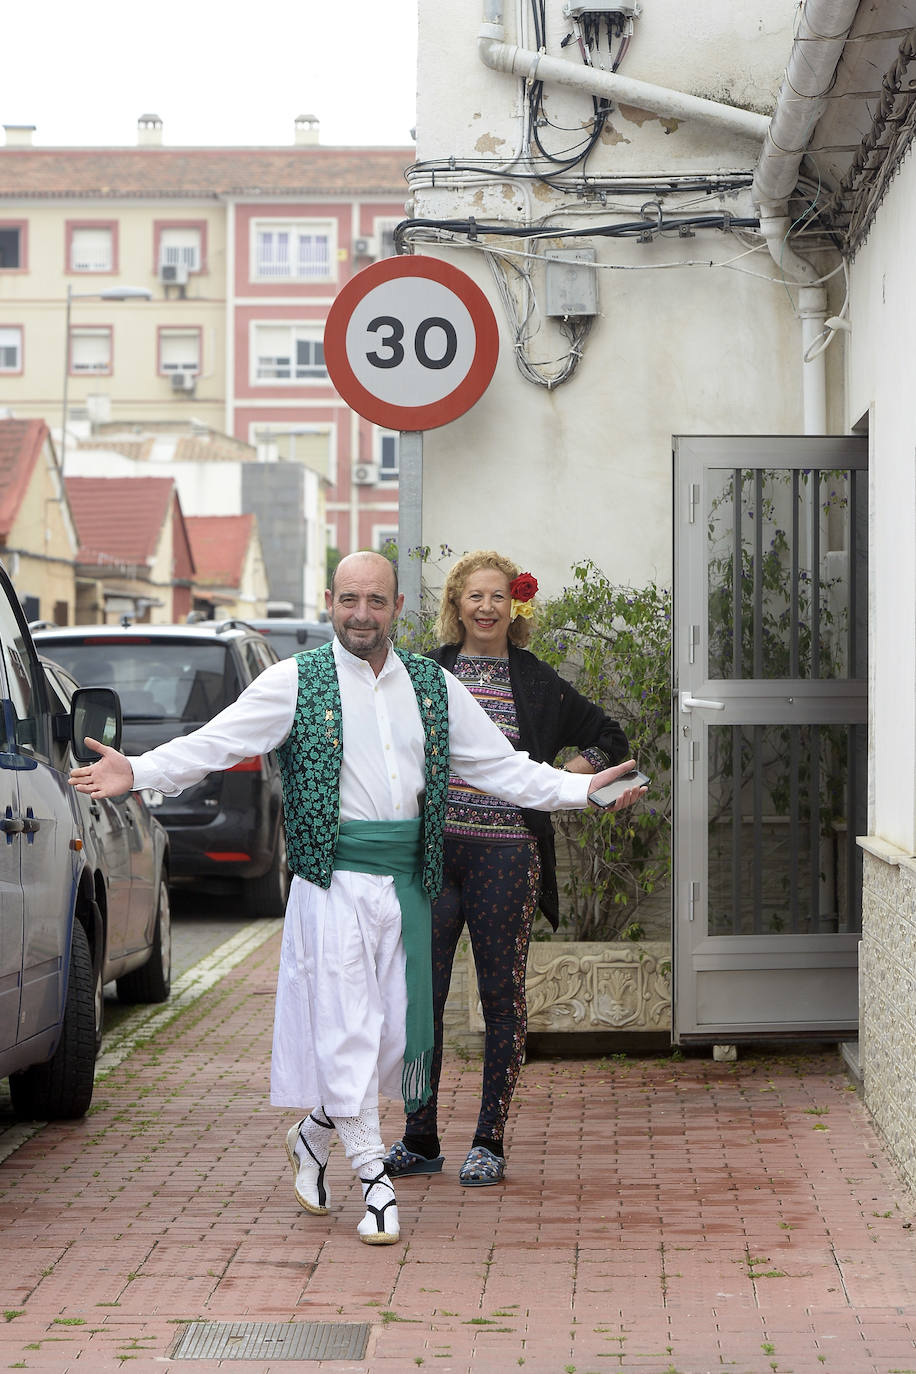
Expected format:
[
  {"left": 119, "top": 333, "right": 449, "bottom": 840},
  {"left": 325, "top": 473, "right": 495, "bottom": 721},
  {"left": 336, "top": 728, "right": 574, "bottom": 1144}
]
[
  {"left": 563, "top": 2, "right": 641, "bottom": 18},
  {"left": 544, "top": 247, "right": 598, "bottom": 317}
]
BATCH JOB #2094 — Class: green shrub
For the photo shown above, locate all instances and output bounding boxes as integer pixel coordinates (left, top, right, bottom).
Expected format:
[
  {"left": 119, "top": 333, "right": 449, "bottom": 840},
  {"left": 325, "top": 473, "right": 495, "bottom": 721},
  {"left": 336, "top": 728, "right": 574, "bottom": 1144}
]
[{"left": 531, "top": 561, "right": 671, "bottom": 941}]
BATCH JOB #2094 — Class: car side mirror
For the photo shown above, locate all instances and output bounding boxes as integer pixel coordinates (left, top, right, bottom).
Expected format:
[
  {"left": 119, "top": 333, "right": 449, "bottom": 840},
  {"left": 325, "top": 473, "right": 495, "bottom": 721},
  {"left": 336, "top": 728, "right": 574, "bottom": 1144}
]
[{"left": 70, "top": 687, "right": 123, "bottom": 763}]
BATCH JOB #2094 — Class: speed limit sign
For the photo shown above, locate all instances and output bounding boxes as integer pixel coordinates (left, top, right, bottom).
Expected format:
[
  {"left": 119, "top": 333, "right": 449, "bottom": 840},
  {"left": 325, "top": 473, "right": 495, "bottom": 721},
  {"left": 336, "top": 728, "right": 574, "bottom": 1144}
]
[{"left": 324, "top": 255, "right": 500, "bottom": 430}]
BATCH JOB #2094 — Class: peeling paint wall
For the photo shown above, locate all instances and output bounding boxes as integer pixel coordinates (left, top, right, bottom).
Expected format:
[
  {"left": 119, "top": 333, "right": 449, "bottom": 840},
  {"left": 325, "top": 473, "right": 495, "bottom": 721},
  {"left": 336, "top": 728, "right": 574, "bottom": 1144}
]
[{"left": 412, "top": 0, "right": 819, "bottom": 597}]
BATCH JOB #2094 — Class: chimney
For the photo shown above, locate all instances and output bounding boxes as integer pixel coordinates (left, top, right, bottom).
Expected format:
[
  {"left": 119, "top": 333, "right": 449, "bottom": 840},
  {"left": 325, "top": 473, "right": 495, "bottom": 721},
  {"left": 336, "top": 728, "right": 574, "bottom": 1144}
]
[
  {"left": 138, "top": 113, "right": 163, "bottom": 147},
  {"left": 294, "top": 114, "right": 320, "bottom": 146},
  {"left": 3, "top": 125, "right": 36, "bottom": 148}
]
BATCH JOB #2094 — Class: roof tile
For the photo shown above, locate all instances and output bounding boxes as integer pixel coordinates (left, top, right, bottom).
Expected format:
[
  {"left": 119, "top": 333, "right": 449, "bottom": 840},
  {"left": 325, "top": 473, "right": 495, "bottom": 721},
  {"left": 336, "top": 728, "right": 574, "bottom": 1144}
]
[
  {"left": 0, "top": 147, "right": 413, "bottom": 199},
  {"left": 65, "top": 475, "right": 176, "bottom": 566},
  {"left": 0, "top": 418, "right": 49, "bottom": 540},
  {"left": 185, "top": 514, "right": 255, "bottom": 587}
]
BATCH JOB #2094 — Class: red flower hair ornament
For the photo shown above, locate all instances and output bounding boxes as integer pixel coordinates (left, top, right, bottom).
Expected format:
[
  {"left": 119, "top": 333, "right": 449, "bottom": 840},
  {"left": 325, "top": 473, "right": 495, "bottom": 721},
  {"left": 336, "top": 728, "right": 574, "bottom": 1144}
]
[{"left": 509, "top": 572, "right": 538, "bottom": 620}]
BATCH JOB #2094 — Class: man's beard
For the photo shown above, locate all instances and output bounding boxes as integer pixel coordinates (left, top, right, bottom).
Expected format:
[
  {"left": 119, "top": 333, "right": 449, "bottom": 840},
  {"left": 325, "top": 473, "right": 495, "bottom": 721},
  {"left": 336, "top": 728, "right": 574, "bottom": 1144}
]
[{"left": 334, "top": 620, "right": 388, "bottom": 659}]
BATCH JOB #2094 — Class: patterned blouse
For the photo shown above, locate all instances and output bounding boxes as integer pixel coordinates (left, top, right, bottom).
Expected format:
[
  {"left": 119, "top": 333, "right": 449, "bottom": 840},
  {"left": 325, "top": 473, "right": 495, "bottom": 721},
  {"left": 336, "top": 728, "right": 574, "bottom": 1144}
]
[{"left": 444, "top": 654, "right": 530, "bottom": 843}]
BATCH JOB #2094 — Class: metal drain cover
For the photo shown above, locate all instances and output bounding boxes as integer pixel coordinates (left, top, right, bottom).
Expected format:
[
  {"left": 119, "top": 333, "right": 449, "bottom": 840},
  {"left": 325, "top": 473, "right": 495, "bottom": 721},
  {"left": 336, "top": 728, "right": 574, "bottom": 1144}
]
[{"left": 172, "top": 1320, "right": 369, "bottom": 1361}]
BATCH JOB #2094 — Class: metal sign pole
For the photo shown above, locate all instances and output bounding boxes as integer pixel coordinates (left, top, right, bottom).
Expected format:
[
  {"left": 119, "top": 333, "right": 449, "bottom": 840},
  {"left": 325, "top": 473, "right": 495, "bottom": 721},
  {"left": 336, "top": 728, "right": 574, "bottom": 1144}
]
[{"left": 398, "top": 430, "right": 423, "bottom": 624}]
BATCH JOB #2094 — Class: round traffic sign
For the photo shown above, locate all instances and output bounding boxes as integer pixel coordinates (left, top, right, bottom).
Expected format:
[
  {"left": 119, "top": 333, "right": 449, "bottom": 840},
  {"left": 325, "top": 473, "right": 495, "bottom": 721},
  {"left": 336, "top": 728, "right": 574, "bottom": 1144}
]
[{"left": 324, "top": 255, "right": 500, "bottom": 430}]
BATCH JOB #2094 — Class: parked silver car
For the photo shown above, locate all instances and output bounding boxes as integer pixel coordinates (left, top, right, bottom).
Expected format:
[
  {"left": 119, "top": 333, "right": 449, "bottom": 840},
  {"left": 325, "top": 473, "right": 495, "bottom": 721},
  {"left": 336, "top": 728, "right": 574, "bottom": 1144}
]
[{"left": 0, "top": 565, "right": 168, "bottom": 1120}]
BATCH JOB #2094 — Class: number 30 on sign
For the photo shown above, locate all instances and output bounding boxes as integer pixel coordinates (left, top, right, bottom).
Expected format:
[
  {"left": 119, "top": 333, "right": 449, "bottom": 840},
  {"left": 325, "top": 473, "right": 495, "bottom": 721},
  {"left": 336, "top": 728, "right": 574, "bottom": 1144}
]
[{"left": 324, "top": 255, "right": 500, "bottom": 431}]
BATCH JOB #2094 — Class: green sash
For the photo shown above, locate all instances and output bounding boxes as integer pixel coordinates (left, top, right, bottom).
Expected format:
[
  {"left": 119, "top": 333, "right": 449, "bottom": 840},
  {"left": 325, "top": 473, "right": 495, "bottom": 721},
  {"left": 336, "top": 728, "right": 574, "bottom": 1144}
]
[{"left": 333, "top": 818, "right": 432, "bottom": 1113}]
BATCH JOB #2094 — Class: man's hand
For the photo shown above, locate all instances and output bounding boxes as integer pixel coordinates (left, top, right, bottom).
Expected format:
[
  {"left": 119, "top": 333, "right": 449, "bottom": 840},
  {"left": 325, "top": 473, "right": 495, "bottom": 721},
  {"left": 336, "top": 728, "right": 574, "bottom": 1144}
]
[
  {"left": 587, "top": 758, "right": 646, "bottom": 811},
  {"left": 69, "top": 737, "right": 135, "bottom": 798}
]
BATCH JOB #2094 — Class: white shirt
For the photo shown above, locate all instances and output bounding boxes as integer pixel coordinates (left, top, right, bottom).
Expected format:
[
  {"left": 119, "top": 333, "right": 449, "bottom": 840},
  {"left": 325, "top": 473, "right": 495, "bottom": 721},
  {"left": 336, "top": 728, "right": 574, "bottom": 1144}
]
[{"left": 130, "top": 638, "right": 591, "bottom": 818}]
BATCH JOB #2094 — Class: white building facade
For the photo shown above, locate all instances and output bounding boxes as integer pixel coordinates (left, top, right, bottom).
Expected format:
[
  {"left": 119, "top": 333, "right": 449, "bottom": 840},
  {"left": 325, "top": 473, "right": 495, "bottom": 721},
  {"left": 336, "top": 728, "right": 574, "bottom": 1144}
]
[{"left": 413, "top": 0, "right": 916, "bottom": 1192}]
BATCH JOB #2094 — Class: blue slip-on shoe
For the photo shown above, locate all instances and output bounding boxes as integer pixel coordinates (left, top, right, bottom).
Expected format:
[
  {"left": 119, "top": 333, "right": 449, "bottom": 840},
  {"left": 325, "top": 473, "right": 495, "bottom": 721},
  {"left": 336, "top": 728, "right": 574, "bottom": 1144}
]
[
  {"left": 458, "top": 1145, "right": 505, "bottom": 1186},
  {"left": 383, "top": 1139, "right": 445, "bottom": 1176}
]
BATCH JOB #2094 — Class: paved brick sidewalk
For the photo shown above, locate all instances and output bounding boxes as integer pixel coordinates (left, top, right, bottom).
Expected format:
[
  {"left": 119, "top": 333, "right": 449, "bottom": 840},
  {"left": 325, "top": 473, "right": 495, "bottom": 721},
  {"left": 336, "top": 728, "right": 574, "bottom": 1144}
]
[{"left": 1, "top": 930, "right": 914, "bottom": 1374}]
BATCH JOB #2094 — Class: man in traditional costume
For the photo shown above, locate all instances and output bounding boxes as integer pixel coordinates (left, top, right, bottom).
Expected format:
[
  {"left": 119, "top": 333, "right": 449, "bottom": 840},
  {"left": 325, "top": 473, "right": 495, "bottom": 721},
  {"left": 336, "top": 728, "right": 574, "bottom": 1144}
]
[{"left": 71, "top": 552, "right": 642, "bottom": 1245}]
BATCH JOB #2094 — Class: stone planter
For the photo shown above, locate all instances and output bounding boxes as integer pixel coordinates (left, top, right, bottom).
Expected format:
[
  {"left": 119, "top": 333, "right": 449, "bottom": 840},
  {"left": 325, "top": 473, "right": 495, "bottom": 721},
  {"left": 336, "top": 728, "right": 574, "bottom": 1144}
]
[{"left": 465, "top": 939, "right": 672, "bottom": 1034}]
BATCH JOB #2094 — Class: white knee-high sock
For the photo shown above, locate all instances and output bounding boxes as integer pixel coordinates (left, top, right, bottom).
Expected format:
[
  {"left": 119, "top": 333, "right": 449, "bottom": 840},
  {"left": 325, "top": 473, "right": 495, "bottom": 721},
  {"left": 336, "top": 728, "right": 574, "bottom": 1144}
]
[
  {"left": 335, "top": 1106, "right": 385, "bottom": 1174},
  {"left": 300, "top": 1106, "right": 334, "bottom": 1167}
]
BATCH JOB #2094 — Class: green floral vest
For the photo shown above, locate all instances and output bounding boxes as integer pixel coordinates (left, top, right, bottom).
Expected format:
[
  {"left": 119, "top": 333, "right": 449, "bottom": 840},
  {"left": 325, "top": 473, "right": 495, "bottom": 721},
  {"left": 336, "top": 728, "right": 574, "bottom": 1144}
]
[{"left": 277, "top": 642, "right": 451, "bottom": 897}]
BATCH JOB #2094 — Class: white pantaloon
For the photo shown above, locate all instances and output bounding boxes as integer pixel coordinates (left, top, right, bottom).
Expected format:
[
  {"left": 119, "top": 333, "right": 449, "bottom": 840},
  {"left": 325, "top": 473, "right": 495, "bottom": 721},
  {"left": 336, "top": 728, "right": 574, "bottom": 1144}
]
[{"left": 270, "top": 871, "right": 408, "bottom": 1116}]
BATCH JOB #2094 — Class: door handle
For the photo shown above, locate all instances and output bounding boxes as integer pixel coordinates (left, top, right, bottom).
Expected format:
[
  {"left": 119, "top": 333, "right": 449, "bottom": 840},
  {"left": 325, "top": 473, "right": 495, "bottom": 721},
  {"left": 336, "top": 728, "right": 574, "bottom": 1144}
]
[
  {"left": 89, "top": 802, "right": 101, "bottom": 820},
  {"left": 21, "top": 815, "right": 40, "bottom": 833},
  {"left": 679, "top": 691, "right": 726, "bottom": 714},
  {"left": 0, "top": 815, "right": 24, "bottom": 834}
]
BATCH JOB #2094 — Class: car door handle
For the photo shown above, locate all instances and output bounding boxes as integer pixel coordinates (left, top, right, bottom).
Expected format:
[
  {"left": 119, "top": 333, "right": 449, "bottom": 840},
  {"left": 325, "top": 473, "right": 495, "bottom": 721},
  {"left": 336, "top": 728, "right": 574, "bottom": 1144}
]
[
  {"left": 21, "top": 815, "right": 40, "bottom": 833},
  {"left": 89, "top": 802, "right": 101, "bottom": 820},
  {"left": 679, "top": 691, "right": 726, "bottom": 714},
  {"left": 0, "top": 815, "right": 24, "bottom": 834}
]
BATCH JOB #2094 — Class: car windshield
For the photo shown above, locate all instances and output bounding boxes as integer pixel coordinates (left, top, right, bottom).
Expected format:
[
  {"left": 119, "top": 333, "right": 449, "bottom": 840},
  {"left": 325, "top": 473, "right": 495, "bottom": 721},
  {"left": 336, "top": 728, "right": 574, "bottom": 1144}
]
[{"left": 39, "top": 639, "right": 238, "bottom": 725}]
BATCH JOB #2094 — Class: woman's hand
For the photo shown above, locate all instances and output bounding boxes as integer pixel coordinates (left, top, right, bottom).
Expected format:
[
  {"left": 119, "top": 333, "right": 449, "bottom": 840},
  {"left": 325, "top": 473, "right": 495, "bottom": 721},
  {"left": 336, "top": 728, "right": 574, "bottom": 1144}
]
[
  {"left": 586, "top": 758, "right": 646, "bottom": 811},
  {"left": 69, "top": 737, "right": 135, "bottom": 798}
]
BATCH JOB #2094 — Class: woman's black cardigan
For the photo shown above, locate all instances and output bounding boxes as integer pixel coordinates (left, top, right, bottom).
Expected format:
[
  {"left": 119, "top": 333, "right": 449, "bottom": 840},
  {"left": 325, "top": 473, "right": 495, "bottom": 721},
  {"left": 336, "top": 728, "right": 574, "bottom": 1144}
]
[{"left": 430, "top": 642, "right": 630, "bottom": 930}]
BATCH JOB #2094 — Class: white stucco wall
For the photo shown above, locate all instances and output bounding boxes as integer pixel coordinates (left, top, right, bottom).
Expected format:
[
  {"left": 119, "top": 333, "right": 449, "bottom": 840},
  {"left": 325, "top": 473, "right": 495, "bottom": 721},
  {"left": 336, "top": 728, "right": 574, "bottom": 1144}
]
[
  {"left": 414, "top": 0, "right": 813, "bottom": 597},
  {"left": 65, "top": 449, "right": 244, "bottom": 515},
  {"left": 846, "top": 148, "right": 916, "bottom": 855}
]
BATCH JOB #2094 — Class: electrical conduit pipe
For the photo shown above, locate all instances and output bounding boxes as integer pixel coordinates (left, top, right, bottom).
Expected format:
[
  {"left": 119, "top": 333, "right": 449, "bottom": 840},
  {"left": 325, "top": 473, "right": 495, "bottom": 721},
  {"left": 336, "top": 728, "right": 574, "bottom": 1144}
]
[{"left": 478, "top": 0, "right": 771, "bottom": 142}]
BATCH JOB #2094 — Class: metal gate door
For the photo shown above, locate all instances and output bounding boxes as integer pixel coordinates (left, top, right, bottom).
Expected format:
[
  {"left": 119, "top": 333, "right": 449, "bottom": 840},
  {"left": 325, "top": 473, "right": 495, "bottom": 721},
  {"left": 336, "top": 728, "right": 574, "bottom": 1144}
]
[{"left": 673, "top": 436, "right": 867, "bottom": 1042}]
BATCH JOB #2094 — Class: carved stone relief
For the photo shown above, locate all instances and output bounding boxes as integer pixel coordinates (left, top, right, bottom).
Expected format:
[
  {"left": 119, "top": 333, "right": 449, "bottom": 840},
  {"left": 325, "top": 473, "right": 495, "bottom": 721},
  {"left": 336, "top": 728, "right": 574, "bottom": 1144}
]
[{"left": 466, "top": 940, "right": 672, "bottom": 1033}]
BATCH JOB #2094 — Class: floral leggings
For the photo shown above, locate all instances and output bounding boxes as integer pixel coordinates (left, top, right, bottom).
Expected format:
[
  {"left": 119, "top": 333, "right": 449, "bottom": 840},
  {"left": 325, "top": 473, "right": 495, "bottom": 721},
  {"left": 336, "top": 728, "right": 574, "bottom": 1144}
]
[{"left": 406, "top": 837, "right": 541, "bottom": 1150}]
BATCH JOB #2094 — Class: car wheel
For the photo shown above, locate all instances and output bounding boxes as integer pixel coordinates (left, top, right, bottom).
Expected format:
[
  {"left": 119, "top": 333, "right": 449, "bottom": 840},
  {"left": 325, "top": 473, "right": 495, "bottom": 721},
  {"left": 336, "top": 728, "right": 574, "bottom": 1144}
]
[
  {"left": 115, "top": 873, "right": 171, "bottom": 1004},
  {"left": 93, "top": 957, "right": 104, "bottom": 1055},
  {"left": 243, "top": 825, "right": 289, "bottom": 919},
  {"left": 10, "top": 920, "right": 96, "bottom": 1121}
]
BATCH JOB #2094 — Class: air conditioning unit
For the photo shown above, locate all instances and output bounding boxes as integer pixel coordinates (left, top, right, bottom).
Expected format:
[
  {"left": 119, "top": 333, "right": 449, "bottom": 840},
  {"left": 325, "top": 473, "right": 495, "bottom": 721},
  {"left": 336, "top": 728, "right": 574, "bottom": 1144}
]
[
  {"left": 353, "top": 462, "right": 379, "bottom": 485},
  {"left": 353, "top": 236, "right": 378, "bottom": 259},
  {"left": 170, "top": 371, "right": 196, "bottom": 392},
  {"left": 159, "top": 261, "right": 190, "bottom": 285}
]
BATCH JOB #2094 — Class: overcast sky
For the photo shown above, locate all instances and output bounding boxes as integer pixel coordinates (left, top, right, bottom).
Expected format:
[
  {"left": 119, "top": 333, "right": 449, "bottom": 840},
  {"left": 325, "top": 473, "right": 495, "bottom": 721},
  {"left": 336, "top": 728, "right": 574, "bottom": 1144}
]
[{"left": 4, "top": 0, "right": 418, "bottom": 148}]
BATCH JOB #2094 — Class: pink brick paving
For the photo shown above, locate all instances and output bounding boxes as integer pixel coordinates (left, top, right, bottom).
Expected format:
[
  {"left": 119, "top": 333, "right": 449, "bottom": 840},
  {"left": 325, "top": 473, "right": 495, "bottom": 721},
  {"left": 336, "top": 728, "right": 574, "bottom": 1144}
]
[{"left": 0, "top": 930, "right": 913, "bottom": 1374}]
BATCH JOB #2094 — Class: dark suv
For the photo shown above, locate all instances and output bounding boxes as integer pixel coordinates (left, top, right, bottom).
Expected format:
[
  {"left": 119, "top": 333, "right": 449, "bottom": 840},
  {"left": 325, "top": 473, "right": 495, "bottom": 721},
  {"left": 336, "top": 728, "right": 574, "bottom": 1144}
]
[
  {"left": 222, "top": 618, "right": 333, "bottom": 661},
  {"left": 34, "top": 621, "right": 288, "bottom": 918}
]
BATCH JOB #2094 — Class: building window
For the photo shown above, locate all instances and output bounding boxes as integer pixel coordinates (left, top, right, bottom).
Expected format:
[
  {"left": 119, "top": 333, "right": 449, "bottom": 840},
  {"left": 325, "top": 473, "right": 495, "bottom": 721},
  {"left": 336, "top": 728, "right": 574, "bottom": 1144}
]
[
  {"left": 0, "top": 326, "right": 23, "bottom": 373},
  {"left": 157, "top": 225, "right": 203, "bottom": 273},
  {"left": 375, "top": 218, "right": 401, "bottom": 258},
  {"left": 377, "top": 430, "right": 399, "bottom": 481},
  {"left": 68, "top": 223, "right": 116, "bottom": 273},
  {"left": 373, "top": 527, "right": 399, "bottom": 555},
  {"left": 253, "top": 324, "right": 327, "bottom": 381},
  {"left": 158, "top": 327, "right": 201, "bottom": 374},
  {"left": 253, "top": 222, "right": 334, "bottom": 282},
  {"left": 0, "top": 224, "right": 25, "bottom": 270},
  {"left": 69, "top": 327, "right": 112, "bottom": 375}
]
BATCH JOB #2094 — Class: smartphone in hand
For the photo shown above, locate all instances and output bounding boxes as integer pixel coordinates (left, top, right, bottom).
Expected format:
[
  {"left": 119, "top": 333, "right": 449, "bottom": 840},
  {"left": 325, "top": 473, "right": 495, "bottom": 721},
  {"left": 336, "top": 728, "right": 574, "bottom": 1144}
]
[{"left": 589, "top": 769, "right": 650, "bottom": 808}]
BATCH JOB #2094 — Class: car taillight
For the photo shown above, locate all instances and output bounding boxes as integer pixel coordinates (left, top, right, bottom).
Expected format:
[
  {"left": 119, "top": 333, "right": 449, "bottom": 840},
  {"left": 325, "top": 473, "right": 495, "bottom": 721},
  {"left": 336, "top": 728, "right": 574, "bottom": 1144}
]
[{"left": 226, "top": 756, "right": 261, "bottom": 773}]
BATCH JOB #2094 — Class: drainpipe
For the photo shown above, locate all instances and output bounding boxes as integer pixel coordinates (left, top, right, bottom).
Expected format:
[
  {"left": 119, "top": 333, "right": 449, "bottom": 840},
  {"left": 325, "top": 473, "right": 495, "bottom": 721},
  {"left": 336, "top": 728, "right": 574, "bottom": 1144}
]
[
  {"left": 478, "top": 0, "right": 770, "bottom": 143},
  {"left": 752, "top": 0, "right": 860, "bottom": 434},
  {"left": 759, "top": 207, "right": 828, "bottom": 434}
]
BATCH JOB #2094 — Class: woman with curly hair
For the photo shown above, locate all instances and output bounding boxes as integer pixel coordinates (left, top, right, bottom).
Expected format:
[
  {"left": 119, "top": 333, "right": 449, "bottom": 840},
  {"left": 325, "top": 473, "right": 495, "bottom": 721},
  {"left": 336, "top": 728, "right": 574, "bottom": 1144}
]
[{"left": 385, "top": 550, "right": 634, "bottom": 1186}]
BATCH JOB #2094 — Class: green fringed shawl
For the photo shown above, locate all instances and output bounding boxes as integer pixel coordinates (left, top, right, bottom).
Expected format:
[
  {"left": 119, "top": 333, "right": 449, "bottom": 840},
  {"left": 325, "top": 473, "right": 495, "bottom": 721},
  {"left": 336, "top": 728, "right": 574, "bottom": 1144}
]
[{"left": 333, "top": 818, "right": 432, "bottom": 1112}]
